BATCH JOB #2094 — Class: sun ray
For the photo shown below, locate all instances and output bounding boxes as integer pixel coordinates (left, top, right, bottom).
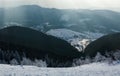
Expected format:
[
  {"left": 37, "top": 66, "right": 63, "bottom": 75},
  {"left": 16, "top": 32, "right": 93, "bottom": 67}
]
[{"left": 2, "top": 0, "right": 26, "bottom": 27}]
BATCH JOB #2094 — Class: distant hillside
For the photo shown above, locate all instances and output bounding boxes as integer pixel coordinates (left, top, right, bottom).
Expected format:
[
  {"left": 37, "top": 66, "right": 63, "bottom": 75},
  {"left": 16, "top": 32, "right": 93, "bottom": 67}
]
[{"left": 0, "top": 5, "right": 120, "bottom": 33}]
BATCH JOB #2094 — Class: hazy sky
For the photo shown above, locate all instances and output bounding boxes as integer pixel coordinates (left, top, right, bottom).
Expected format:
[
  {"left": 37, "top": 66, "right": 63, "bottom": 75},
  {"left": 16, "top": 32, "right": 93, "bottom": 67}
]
[{"left": 0, "top": 0, "right": 120, "bottom": 11}]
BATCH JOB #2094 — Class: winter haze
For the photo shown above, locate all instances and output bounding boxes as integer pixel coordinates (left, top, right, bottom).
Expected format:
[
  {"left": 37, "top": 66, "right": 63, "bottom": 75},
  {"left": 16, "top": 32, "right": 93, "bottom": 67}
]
[
  {"left": 0, "top": 0, "right": 120, "bottom": 11},
  {"left": 0, "top": 0, "right": 120, "bottom": 76}
]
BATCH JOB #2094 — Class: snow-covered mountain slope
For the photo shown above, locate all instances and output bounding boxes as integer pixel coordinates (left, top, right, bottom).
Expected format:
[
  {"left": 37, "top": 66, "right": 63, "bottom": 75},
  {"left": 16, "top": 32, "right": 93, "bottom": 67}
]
[
  {"left": 1, "top": 62, "right": 120, "bottom": 76},
  {"left": 46, "top": 29, "right": 104, "bottom": 51},
  {"left": 46, "top": 29, "right": 85, "bottom": 40},
  {"left": 46, "top": 29, "right": 104, "bottom": 40}
]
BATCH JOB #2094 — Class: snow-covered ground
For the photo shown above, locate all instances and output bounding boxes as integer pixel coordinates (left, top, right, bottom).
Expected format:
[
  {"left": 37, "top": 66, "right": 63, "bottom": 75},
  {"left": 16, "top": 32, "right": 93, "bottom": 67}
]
[{"left": 0, "top": 62, "right": 120, "bottom": 76}]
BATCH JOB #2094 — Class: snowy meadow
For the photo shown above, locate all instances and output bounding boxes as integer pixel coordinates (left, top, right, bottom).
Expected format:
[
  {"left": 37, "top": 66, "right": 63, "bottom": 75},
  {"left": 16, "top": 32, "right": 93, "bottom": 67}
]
[{"left": 0, "top": 62, "right": 120, "bottom": 76}]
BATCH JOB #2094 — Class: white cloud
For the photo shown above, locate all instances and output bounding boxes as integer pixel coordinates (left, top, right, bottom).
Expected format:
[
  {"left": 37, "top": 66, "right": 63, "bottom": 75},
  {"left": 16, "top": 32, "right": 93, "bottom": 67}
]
[{"left": 0, "top": 0, "right": 120, "bottom": 10}]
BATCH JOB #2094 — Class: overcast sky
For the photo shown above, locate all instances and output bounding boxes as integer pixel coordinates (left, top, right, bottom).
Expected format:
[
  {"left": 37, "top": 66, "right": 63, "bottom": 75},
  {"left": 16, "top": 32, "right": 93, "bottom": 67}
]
[{"left": 0, "top": 0, "right": 120, "bottom": 11}]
